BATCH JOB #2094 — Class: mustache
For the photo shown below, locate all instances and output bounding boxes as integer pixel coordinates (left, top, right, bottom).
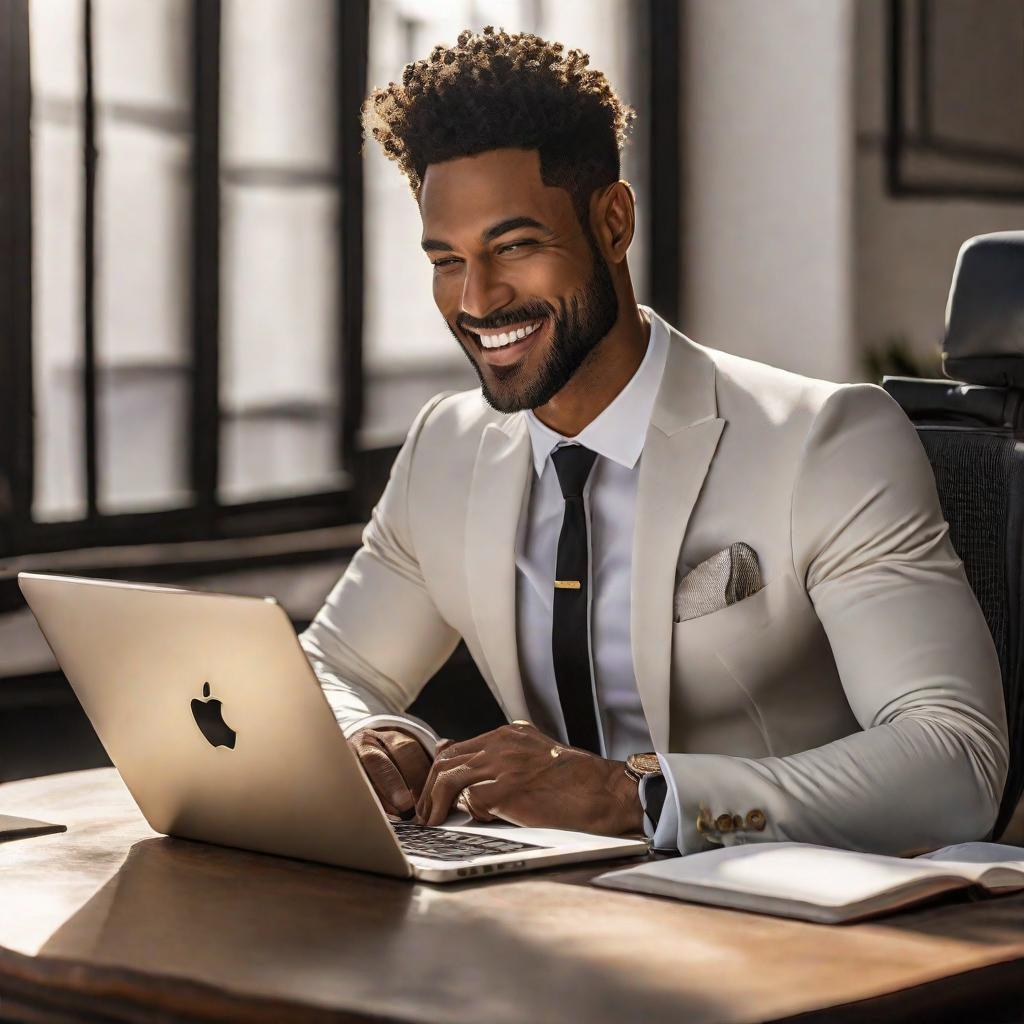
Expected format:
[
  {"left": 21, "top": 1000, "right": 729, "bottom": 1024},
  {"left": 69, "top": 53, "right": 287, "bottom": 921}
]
[{"left": 457, "top": 304, "right": 552, "bottom": 333}]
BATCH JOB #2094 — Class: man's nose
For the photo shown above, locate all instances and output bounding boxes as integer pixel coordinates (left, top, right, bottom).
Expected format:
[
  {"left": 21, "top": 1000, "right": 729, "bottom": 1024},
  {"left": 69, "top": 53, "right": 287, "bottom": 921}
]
[{"left": 460, "top": 259, "right": 514, "bottom": 324}]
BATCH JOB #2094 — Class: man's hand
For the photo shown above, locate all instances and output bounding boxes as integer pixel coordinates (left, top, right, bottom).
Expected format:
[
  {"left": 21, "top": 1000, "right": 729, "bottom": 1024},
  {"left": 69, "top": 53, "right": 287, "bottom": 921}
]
[
  {"left": 349, "top": 727, "right": 432, "bottom": 818},
  {"left": 414, "top": 721, "right": 644, "bottom": 835}
]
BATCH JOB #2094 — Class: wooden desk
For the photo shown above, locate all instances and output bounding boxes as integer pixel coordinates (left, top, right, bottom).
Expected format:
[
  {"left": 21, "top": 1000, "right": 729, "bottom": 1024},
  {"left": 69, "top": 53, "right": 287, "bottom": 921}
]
[{"left": 0, "top": 770, "right": 1022, "bottom": 1023}]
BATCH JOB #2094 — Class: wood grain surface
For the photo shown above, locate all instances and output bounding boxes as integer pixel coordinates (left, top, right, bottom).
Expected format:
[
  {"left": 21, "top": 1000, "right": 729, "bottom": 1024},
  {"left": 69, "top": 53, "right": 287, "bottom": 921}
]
[{"left": 0, "top": 769, "right": 1022, "bottom": 1024}]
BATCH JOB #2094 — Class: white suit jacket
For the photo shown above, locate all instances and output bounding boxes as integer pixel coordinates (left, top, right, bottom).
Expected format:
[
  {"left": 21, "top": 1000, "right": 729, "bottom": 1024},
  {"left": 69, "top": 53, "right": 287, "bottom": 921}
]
[{"left": 300, "top": 310, "right": 1009, "bottom": 856}]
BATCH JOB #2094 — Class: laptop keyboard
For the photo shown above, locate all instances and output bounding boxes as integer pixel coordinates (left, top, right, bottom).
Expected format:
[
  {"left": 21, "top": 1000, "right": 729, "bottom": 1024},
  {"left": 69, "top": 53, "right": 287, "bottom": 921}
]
[{"left": 391, "top": 821, "right": 547, "bottom": 862}]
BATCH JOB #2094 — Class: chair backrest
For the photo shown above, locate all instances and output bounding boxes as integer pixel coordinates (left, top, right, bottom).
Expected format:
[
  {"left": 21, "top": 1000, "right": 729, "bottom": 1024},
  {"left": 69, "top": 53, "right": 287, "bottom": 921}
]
[
  {"left": 883, "top": 231, "right": 1024, "bottom": 841},
  {"left": 882, "top": 377, "right": 1024, "bottom": 839}
]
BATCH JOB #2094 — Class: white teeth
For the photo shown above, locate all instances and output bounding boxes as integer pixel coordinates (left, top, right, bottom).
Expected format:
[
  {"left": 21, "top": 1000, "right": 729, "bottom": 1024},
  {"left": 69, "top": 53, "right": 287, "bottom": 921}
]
[{"left": 479, "top": 320, "right": 542, "bottom": 349}]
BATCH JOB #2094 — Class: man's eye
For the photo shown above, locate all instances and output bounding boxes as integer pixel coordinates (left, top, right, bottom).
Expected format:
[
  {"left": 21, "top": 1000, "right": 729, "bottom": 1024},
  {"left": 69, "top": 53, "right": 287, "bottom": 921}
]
[
  {"left": 499, "top": 241, "right": 535, "bottom": 254},
  {"left": 431, "top": 258, "right": 460, "bottom": 269}
]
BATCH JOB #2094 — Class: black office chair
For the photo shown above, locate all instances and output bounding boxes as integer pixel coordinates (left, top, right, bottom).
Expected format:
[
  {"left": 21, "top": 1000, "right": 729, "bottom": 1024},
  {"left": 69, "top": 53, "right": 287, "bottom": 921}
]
[{"left": 883, "top": 230, "right": 1024, "bottom": 842}]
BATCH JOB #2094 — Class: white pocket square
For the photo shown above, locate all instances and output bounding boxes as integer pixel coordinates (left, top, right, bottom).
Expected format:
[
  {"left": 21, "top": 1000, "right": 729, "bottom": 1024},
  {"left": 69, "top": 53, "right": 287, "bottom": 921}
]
[{"left": 674, "top": 542, "right": 763, "bottom": 623}]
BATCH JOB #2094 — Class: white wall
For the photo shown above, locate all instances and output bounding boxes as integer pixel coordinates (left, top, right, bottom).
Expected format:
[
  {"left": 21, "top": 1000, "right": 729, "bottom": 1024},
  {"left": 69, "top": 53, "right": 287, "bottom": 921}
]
[{"left": 680, "top": 0, "right": 857, "bottom": 384}]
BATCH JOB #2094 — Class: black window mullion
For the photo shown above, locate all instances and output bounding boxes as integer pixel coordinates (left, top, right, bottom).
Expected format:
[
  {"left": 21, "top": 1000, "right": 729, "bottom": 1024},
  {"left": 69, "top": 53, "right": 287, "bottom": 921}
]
[
  {"left": 191, "top": 0, "right": 221, "bottom": 522},
  {"left": 887, "top": 0, "right": 905, "bottom": 196},
  {"left": 338, "top": 0, "right": 369, "bottom": 477},
  {"left": 0, "top": 0, "right": 34, "bottom": 552},
  {"left": 648, "top": 0, "right": 682, "bottom": 328},
  {"left": 915, "top": 0, "right": 932, "bottom": 142},
  {"left": 82, "top": 0, "right": 98, "bottom": 519}
]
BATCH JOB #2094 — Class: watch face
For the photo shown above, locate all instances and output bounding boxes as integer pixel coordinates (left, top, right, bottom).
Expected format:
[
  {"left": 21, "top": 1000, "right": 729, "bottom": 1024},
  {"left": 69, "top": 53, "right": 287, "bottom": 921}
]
[{"left": 627, "top": 752, "right": 661, "bottom": 776}]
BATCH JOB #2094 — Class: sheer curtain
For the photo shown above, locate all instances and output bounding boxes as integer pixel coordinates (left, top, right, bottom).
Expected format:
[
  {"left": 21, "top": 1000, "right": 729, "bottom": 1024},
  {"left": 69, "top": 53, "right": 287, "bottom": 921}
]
[
  {"left": 219, "top": 0, "right": 345, "bottom": 502},
  {"left": 29, "top": 0, "right": 87, "bottom": 521},
  {"left": 93, "top": 0, "right": 193, "bottom": 513}
]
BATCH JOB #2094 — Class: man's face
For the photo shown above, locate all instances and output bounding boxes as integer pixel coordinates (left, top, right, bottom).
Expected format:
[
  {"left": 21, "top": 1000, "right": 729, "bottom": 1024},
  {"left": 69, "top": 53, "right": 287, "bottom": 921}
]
[{"left": 419, "top": 148, "right": 619, "bottom": 413}]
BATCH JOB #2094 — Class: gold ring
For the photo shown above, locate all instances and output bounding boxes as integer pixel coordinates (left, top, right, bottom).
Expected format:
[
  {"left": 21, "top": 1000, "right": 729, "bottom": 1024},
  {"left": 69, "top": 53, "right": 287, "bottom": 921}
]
[
  {"left": 512, "top": 719, "right": 531, "bottom": 726},
  {"left": 550, "top": 746, "right": 562, "bottom": 758}
]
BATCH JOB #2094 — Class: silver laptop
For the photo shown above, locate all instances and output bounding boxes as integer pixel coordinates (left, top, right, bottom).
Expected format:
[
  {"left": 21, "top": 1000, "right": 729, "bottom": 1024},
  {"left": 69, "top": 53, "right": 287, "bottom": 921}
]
[{"left": 18, "top": 572, "right": 648, "bottom": 882}]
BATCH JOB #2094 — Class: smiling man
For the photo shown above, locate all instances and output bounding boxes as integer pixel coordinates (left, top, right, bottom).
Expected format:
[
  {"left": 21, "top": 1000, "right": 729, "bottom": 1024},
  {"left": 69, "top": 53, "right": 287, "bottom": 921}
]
[{"left": 299, "top": 27, "right": 1008, "bottom": 854}]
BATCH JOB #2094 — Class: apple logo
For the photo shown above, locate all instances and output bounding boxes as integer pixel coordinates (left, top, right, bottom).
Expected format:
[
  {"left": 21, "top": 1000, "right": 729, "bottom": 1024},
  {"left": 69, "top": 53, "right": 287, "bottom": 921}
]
[{"left": 190, "top": 681, "right": 237, "bottom": 749}]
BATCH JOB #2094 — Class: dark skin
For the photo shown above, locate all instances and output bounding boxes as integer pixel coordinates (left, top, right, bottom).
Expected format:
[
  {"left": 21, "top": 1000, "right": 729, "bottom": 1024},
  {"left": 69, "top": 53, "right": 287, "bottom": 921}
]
[{"left": 353, "top": 146, "right": 649, "bottom": 835}]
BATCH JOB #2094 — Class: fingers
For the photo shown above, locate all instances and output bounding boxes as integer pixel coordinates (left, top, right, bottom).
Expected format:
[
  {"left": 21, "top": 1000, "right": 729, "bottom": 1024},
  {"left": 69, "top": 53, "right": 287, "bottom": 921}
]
[
  {"left": 418, "top": 742, "right": 468, "bottom": 806},
  {"left": 416, "top": 751, "right": 471, "bottom": 824},
  {"left": 416, "top": 752, "right": 489, "bottom": 826},
  {"left": 429, "top": 720, "right": 533, "bottom": 764},
  {"left": 459, "top": 782, "right": 499, "bottom": 823},
  {"left": 415, "top": 722, "right": 537, "bottom": 824},
  {"left": 429, "top": 735, "right": 483, "bottom": 763},
  {"left": 352, "top": 731, "right": 416, "bottom": 815},
  {"left": 376, "top": 729, "right": 432, "bottom": 802}
]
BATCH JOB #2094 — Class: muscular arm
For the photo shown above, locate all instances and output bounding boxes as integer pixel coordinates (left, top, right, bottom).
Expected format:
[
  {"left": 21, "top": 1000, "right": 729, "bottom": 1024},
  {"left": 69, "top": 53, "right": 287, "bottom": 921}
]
[{"left": 655, "top": 384, "right": 1009, "bottom": 855}]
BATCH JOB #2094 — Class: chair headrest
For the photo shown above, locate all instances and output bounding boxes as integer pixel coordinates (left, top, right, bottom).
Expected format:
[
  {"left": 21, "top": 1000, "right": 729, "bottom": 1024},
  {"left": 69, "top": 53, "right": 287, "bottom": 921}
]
[{"left": 944, "top": 231, "right": 1024, "bottom": 387}]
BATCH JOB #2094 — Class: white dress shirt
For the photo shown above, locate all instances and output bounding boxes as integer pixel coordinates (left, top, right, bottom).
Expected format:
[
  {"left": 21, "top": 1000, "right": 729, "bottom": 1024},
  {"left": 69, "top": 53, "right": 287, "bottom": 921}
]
[{"left": 515, "top": 305, "right": 667, "bottom": 759}]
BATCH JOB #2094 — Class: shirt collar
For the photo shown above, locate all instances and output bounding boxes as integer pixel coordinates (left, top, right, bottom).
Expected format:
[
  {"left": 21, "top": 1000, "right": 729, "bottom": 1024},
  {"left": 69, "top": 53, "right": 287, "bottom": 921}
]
[{"left": 525, "top": 304, "right": 670, "bottom": 476}]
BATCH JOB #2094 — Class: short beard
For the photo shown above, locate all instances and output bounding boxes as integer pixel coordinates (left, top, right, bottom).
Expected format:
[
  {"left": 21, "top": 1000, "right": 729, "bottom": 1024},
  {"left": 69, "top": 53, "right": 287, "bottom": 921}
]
[{"left": 449, "top": 233, "right": 620, "bottom": 414}]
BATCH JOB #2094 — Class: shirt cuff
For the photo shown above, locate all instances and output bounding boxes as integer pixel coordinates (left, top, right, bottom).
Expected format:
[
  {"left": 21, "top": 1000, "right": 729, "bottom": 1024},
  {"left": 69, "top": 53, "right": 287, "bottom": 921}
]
[{"left": 341, "top": 714, "right": 440, "bottom": 757}]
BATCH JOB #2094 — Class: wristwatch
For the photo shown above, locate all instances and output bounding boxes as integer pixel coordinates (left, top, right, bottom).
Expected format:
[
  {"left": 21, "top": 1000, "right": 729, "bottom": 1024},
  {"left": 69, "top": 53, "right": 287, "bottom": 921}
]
[
  {"left": 624, "top": 751, "right": 662, "bottom": 783},
  {"left": 625, "top": 752, "right": 667, "bottom": 832}
]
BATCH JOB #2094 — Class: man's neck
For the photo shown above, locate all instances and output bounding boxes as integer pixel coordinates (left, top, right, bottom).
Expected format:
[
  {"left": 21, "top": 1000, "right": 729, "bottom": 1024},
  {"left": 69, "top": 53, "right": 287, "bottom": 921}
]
[{"left": 531, "top": 305, "right": 651, "bottom": 437}]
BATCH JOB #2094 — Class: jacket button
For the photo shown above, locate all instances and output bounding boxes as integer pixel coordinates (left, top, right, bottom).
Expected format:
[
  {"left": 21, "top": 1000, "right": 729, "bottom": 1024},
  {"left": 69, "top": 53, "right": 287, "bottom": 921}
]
[
  {"left": 715, "top": 813, "right": 735, "bottom": 832},
  {"left": 745, "top": 809, "right": 767, "bottom": 831}
]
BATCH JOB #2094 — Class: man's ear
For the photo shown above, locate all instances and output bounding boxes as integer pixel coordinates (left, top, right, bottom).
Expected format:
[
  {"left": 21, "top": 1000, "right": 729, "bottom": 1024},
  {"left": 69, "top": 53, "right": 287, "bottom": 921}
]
[{"left": 591, "top": 180, "right": 636, "bottom": 265}]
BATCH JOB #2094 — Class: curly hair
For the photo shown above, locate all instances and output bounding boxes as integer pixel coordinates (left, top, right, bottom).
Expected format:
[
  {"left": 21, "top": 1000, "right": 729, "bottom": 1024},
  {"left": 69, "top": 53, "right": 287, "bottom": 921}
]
[{"left": 362, "top": 25, "right": 636, "bottom": 234}]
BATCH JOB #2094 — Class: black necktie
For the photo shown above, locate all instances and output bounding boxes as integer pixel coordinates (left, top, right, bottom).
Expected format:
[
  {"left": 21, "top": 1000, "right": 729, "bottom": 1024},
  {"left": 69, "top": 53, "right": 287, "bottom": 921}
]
[{"left": 550, "top": 444, "right": 602, "bottom": 753}]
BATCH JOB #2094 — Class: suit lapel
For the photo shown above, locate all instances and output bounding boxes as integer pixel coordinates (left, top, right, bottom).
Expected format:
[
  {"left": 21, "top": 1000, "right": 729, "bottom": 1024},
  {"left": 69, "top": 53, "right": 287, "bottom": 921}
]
[
  {"left": 631, "top": 329, "right": 725, "bottom": 750},
  {"left": 465, "top": 416, "right": 533, "bottom": 722}
]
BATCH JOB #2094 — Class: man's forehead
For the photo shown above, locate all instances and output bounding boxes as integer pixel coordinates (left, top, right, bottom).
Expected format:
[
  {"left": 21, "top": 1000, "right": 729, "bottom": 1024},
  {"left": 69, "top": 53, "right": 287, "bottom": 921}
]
[{"left": 419, "top": 149, "right": 572, "bottom": 235}]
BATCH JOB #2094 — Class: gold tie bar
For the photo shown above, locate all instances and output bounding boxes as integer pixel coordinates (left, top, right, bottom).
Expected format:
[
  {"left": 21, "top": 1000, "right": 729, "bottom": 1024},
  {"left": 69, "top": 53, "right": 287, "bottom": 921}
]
[{"left": 554, "top": 580, "right": 581, "bottom": 590}]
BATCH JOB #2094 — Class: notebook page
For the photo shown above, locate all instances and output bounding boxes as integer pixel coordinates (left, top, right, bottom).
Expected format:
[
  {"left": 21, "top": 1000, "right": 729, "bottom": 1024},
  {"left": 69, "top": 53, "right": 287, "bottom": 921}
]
[
  {"left": 597, "top": 842, "right": 963, "bottom": 909},
  {"left": 917, "top": 842, "right": 1024, "bottom": 866},
  {"left": 916, "top": 842, "right": 1024, "bottom": 888}
]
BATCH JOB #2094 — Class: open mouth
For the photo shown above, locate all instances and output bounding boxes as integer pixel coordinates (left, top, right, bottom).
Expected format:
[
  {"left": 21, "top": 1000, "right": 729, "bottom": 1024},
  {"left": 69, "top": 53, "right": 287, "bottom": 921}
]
[{"left": 466, "top": 317, "right": 549, "bottom": 366}]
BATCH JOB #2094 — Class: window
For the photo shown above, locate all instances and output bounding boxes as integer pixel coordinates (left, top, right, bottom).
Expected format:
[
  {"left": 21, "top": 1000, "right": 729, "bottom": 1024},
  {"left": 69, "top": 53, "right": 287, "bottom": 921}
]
[
  {"left": 3, "top": 0, "right": 368, "bottom": 556},
  {"left": 0, "top": 0, "right": 679, "bottom": 560}
]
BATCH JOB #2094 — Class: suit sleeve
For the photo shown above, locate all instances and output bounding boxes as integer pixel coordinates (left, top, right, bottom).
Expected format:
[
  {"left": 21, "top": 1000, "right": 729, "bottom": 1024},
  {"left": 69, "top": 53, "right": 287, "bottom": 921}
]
[
  {"left": 658, "top": 383, "right": 1009, "bottom": 855},
  {"left": 298, "top": 394, "right": 461, "bottom": 751}
]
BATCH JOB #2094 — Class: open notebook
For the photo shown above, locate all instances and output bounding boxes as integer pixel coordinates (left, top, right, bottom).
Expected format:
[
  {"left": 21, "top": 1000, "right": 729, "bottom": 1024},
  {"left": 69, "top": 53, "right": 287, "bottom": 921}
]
[{"left": 594, "top": 841, "right": 1024, "bottom": 924}]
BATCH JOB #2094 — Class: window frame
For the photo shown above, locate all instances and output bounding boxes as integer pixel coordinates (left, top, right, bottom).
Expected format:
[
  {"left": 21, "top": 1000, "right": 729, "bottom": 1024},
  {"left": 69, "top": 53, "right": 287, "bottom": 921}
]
[{"left": 0, "top": 0, "right": 35, "bottom": 556}]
